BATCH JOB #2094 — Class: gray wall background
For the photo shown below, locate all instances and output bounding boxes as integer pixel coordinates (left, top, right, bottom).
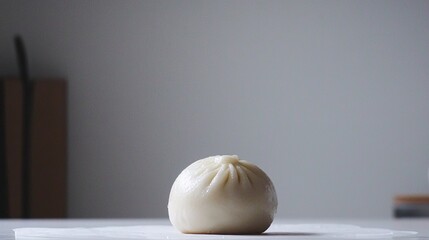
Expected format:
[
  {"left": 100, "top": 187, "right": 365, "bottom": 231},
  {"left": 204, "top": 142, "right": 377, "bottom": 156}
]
[{"left": 1, "top": 0, "right": 429, "bottom": 218}]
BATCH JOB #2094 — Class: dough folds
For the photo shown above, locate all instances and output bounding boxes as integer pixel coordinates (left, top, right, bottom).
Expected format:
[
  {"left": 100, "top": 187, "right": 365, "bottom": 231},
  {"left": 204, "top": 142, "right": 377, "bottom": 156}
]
[{"left": 168, "top": 155, "right": 277, "bottom": 234}]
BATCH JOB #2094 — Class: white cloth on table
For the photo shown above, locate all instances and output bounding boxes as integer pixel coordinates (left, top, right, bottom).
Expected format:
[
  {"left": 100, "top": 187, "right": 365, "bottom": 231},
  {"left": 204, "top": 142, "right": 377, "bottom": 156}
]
[{"left": 14, "top": 223, "right": 417, "bottom": 239}]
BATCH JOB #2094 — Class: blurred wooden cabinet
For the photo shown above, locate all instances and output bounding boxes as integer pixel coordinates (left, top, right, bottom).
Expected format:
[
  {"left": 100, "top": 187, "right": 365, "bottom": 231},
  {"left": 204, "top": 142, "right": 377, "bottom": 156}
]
[
  {"left": 0, "top": 78, "right": 67, "bottom": 218},
  {"left": 394, "top": 195, "right": 429, "bottom": 218}
]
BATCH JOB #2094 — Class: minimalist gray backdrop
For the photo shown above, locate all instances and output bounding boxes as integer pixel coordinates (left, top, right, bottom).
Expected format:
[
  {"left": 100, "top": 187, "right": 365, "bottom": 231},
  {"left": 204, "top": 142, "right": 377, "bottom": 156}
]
[{"left": 1, "top": 0, "right": 428, "bottom": 218}]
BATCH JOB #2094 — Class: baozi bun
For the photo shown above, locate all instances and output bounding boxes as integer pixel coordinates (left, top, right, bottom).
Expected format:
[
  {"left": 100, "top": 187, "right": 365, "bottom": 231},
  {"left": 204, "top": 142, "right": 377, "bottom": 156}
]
[{"left": 168, "top": 155, "right": 277, "bottom": 234}]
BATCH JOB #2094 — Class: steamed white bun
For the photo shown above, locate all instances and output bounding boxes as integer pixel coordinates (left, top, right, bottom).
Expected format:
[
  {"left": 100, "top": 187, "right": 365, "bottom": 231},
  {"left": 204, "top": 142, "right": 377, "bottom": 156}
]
[{"left": 168, "top": 155, "right": 277, "bottom": 234}]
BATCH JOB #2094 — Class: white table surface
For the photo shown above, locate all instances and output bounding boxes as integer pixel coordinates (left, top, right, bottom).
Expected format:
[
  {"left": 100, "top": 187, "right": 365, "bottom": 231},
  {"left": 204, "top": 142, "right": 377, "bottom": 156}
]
[{"left": 1, "top": 218, "right": 428, "bottom": 240}]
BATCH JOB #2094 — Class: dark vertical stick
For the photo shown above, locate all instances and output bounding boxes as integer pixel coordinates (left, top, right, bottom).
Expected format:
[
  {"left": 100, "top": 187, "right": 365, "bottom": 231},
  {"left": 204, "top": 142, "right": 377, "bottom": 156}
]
[
  {"left": 0, "top": 81, "right": 9, "bottom": 218},
  {"left": 14, "top": 35, "right": 32, "bottom": 218}
]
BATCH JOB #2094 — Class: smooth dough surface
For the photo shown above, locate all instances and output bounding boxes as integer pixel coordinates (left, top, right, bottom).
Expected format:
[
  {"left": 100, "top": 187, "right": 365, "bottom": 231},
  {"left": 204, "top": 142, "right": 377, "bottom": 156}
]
[{"left": 168, "top": 155, "right": 277, "bottom": 234}]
